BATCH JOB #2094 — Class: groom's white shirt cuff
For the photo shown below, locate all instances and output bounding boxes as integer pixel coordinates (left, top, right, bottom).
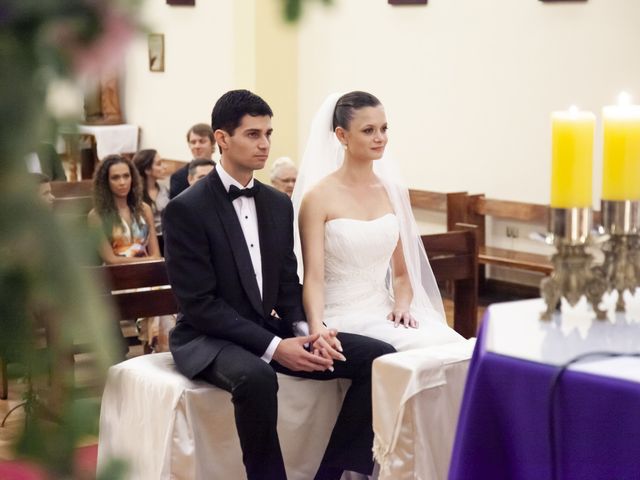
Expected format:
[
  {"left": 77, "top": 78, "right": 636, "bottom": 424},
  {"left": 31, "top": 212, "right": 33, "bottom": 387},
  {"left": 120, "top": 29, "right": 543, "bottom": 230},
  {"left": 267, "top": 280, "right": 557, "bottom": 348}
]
[
  {"left": 261, "top": 322, "right": 310, "bottom": 362},
  {"left": 261, "top": 337, "right": 281, "bottom": 363}
]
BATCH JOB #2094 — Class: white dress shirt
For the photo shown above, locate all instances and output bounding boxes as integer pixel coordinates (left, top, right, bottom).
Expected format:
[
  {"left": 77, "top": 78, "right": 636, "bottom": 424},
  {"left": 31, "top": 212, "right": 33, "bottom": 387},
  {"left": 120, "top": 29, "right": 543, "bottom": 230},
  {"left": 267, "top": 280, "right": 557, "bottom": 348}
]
[{"left": 216, "top": 163, "right": 281, "bottom": 362}]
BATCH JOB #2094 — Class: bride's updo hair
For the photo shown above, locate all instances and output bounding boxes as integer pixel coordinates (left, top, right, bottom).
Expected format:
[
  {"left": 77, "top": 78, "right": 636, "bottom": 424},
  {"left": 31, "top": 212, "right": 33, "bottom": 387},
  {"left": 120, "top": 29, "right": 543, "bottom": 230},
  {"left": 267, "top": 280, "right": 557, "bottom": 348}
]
[{"left": 332, "top": 91, "right": 381, "bottom": 131}]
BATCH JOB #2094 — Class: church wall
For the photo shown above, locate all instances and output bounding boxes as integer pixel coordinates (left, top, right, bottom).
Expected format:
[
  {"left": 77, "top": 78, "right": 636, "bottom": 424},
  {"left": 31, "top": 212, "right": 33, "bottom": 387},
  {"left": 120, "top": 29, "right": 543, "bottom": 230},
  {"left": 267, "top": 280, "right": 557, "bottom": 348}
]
[
  {"left": 254, "top": 1, "right": 300, "bottom": 176},
  {"left": 114, "top": 0, "right": 640, "bottom": 276},
  {"left": 122, "top": 0, "right": 236, "bottom": 162},
  {"left": 297, "top": 0, "right": 640, "bottom": 208},
  {"left": 121, "top": 0, "right": 299, "bottom": 184}
]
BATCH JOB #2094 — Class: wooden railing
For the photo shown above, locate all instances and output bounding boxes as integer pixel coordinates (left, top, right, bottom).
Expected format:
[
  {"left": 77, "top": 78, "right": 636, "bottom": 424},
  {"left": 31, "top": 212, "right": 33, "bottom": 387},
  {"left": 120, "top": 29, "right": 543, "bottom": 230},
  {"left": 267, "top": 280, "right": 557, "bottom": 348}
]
[
  {"left": 409, "top": 190, "right": 555, "bottom": 282},
  {"left": 423, "top": 227, "right": 479, "bottom": 338}
]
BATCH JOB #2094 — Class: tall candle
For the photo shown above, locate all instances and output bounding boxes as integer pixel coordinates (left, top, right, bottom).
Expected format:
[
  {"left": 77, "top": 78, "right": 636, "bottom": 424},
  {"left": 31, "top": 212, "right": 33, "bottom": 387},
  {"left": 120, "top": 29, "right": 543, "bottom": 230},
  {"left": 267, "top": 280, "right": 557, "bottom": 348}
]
[
  {"left": 602, "top": 93, "right": 640, "bottom": 201},
  {"left": 551, "top": 106, "right": 595, "bottom": 208}
]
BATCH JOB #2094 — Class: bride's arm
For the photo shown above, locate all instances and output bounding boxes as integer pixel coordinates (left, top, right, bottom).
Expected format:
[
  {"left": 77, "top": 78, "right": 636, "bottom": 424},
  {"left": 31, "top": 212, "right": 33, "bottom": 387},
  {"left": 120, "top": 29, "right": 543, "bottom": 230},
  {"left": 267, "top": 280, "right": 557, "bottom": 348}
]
[
  {"left": 299, "top": 193, "right": 345, "bottom": 362},
  {"left": 299, "top": 194, "right": 327, "bottom": 335},
  {"left": 389, "top": 239, "right": 418, "bottom": 328}
]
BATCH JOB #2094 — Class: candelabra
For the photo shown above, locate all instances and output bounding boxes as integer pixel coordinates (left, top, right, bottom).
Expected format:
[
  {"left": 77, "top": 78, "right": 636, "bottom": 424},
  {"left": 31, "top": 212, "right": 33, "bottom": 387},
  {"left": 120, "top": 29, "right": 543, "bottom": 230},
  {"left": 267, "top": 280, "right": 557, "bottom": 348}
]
[
  {"left": 599, "top": 200, "right": 640, "bottom": 312},
  {"left": 540, "top": 207, "right": 608, "bottom": 321}
]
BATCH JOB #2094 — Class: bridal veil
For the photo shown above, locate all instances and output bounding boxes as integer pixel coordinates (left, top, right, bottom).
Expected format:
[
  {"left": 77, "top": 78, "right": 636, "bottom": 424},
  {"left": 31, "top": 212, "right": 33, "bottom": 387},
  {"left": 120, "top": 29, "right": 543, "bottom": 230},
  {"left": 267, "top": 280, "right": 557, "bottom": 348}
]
[{"left": 291, "top": 93, "right": 446, "bottom": 323}]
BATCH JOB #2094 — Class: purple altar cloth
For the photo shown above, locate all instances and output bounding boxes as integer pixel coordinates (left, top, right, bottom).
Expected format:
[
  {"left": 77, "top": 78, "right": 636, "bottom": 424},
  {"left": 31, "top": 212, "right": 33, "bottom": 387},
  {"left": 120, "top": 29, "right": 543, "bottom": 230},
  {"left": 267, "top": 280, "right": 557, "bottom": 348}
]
[{"left": 449, "top": 309, "right": 640, "bottom": 480}]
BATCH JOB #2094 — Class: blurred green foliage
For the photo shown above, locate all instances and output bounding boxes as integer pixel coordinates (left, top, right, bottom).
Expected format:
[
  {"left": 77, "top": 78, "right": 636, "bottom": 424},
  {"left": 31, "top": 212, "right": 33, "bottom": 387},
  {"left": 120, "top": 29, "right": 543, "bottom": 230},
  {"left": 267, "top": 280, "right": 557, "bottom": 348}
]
[
  {"left": 0, "top": 0, "right": 140, "bottom": 477},
  {"left": 282, "top": 0, "right": 333, "bottom": 22},
  {"left": 0, "top": 0, "right": 330, "bottom": 476}
]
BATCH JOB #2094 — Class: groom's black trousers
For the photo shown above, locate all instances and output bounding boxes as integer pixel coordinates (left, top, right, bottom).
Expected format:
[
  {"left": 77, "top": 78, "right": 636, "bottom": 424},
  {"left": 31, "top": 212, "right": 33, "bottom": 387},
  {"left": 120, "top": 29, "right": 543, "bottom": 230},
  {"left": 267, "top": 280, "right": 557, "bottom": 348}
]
[{"left": 197, "top": 332, "right": 396, "bottom": 480}]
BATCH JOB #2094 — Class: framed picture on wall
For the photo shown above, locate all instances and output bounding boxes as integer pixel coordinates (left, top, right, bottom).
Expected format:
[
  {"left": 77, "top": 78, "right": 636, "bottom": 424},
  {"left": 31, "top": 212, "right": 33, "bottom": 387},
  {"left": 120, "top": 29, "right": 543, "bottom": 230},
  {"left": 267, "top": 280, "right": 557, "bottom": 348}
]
[
  {"left": 148, "top": 34, "right": 165, "bottom": 72},
  {"left": 167, "top": 0, "right": 195, "bottom": 5}
]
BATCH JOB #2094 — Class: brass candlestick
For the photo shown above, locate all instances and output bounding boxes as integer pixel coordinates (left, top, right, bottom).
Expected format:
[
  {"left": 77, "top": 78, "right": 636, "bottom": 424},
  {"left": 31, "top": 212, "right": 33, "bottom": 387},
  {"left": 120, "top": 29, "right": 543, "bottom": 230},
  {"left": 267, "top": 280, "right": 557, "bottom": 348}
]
[
  {"left": 599, "top": 200, "right": 640, "bottom": 312},
  {"left": 540, "top": 207, "right": 608, "bottom": 321}
]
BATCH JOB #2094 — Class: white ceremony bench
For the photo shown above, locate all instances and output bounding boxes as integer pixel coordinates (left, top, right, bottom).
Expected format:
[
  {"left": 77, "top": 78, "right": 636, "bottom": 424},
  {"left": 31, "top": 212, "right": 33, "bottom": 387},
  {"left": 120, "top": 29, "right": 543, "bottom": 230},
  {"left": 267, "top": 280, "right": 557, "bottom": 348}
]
[{"left": 97, "top": 352, "right": 350, "bottom": 479}]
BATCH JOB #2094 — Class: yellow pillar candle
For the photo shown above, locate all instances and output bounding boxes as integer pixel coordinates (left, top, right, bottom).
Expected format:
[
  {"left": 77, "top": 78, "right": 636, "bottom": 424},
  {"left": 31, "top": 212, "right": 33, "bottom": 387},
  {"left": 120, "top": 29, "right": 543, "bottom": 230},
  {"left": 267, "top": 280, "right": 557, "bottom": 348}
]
[
  {"left": 551, "top": 106, "right": 595, "bottom": 208},
  {"left": 602, "top": 94, "right": 640, "bottom": 201}
]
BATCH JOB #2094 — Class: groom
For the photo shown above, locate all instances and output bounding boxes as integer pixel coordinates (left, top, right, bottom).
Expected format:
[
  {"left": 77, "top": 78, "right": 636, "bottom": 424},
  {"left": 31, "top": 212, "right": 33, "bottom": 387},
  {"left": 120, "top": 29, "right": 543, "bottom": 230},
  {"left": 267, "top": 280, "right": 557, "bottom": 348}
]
[{"left": 163, "top": 89, "right": 395, "bottom": 480}]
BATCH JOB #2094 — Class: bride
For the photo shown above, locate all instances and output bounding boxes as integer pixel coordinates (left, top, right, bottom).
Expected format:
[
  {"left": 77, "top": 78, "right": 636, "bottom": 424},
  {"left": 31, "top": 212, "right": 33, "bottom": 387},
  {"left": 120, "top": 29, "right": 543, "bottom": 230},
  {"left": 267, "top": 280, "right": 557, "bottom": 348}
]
[{"left": 293, "top": 91, "right": 465, "bottom": 352}]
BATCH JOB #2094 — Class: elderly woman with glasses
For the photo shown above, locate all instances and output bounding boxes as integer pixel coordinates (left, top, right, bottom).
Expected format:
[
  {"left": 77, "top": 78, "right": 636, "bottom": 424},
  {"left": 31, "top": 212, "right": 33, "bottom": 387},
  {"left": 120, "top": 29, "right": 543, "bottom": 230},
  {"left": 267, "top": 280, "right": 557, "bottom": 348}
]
[{"left": 270, "top": 156, "right": 298, "bottom": 197}]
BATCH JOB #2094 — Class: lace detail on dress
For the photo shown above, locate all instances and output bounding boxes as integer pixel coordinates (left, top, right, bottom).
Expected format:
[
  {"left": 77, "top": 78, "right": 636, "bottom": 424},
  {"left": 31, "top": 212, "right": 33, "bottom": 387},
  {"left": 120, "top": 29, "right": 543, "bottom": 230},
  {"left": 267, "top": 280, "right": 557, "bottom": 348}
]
[
  {"left": 321, "top": 212, "right": 465, "bottom": 352},
  {"left": 323, "top": 214, "right": 398, "bottom": 315}
]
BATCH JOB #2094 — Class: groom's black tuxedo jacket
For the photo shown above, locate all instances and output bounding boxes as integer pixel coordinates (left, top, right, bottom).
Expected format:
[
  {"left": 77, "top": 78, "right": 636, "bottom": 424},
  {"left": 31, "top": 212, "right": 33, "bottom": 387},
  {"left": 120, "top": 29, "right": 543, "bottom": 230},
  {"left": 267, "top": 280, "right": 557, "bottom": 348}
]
[{"left": 164, "top": 169, "right": 305, "bottom": 379}]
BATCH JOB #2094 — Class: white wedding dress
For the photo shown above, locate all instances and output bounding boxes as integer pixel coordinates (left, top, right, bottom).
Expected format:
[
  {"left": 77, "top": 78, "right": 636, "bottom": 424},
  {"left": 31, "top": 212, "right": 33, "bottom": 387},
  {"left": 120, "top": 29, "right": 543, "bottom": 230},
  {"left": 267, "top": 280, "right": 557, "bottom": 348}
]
[
  {"left": 293, "top": 93, "right": 473, "bottom": 479},
  {"left": 322, "top": 213, "right": 464, "bottom": 351}
]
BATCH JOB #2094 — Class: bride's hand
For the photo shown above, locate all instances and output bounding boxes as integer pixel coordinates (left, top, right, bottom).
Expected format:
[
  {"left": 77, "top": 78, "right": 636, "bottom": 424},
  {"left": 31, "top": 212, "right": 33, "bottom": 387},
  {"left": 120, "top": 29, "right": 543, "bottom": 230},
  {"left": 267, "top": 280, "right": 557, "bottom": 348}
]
[
  {"left": 388, "top": 309, "right": 419, "bottom": 329},
  {"left": 311, "top": 327, "right": 346, "bottom": 364}
]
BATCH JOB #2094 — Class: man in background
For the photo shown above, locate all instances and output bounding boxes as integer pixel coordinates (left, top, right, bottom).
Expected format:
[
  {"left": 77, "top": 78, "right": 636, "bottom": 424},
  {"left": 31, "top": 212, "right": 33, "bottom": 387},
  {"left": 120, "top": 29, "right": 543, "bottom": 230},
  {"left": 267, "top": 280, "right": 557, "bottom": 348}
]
[
  {"left": 31, "top": 173, "right": 55, "bottom": 208},
  {"left": 187, "top": 158, "right": 216, "bottom": 186},
  {"left": 169, "top": 123, "right": 215, "bottom": 198}
]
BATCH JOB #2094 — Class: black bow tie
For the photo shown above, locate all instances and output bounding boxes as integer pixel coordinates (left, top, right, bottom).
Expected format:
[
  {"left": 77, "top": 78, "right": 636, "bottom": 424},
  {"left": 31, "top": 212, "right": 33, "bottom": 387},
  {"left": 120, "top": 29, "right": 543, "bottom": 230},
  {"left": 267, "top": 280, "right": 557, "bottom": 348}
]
[{"left": 228, "top": 183, "right": 260, "bottom": 201}]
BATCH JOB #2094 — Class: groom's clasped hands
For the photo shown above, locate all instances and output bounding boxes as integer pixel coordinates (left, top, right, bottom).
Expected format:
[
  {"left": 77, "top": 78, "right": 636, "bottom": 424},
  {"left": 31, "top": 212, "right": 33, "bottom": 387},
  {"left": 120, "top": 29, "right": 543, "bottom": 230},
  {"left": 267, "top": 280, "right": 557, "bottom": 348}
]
[{"left": 272, "top": 328, "right": 346, "bottom": 373}]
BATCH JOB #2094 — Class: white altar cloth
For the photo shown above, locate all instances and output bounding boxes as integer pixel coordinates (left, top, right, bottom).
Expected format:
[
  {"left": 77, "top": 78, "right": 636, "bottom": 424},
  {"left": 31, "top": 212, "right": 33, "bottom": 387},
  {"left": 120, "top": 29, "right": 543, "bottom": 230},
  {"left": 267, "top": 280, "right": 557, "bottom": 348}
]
[
  {"left": 486, "top": 296, "right": 640, "bottom": 367},
  {"left": 372, "top": 340, "right": 475, "bottom": 480},
  {"left": 78, "top": 124, "right": 138, "bottom": 160},
  {"left": 97, "top": 353, "right": 349, "bottom": 480}
]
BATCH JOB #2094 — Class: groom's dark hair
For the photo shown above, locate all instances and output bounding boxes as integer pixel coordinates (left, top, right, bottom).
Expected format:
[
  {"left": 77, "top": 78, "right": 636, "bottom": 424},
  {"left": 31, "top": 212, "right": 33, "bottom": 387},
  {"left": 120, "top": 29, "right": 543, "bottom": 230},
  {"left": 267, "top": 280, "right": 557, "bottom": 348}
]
[
  {"left": 333, "top": 91, "right": 381, "bottom": 131},
  {"left": 211, "top": 90, "right": 273, "bottom": 136}
]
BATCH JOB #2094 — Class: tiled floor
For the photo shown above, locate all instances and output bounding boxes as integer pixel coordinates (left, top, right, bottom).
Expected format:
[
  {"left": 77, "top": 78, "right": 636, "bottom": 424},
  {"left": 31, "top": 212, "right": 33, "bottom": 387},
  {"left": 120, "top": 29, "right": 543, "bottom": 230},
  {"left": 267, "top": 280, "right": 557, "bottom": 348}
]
[
  {"left": 0, "top": 366, "right": 104, "bottom": 462},
  {"left": 0, "top": 381, "right": 25, "bottom": 461}
]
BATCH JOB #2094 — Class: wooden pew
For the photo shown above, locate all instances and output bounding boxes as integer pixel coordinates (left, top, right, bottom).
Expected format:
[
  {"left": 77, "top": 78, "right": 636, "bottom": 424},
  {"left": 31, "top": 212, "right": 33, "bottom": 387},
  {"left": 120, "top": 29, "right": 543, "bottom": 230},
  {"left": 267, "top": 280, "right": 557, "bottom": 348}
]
[
  {"left": 3, "top": 238, "right": 479, "bottom": 400},
  {"left": 92, "top": 259, "right": 178, "bottom": 355},
  {"left": 447, "top": 193, "right": 553, "bottom": 277},
  {"left": 50, "top": 180, "right": 94, "bottom": 219},
  {"left": 0, "top": 358, "right": 6, "bottom": 400},
  {"left": 53, "top": 196, "right": 93, "bottom": 216},
  {"left": 423, "top": 227, "right": 479, "bottom": 338},
  {"left": 408, "top": 189, "right": 555, "bottom": 296},
  {"left": 1, "top": 260, "right": 175, "bottom": 400},
  {"left": 92, "top": 243, "right": 480, "bottom": 342},
  {"left": 378, "top": 190, "right": 480, "bottom": 336},
  {"left": 93, "top": 247, "right": 476, "bottom": 478},
  {"left": 96, "top": 260, "right": 178, "bottom": 319},
  {"left": 50, "top": 180, "right": 93, "bottom": 198},
  {"left": 409, "top": 189, "right": 449, "bottom": 213}
]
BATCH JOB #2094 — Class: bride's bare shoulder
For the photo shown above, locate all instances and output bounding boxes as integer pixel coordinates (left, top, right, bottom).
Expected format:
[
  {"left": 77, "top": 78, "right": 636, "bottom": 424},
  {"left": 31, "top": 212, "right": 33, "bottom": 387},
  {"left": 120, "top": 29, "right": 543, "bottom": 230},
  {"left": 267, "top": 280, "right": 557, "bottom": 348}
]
[
  {"left": 303, "top": 175, "right": 339, "bottom": 202},
  {"left": 300, "top": 175, "right": 339, "bottom": 214}
]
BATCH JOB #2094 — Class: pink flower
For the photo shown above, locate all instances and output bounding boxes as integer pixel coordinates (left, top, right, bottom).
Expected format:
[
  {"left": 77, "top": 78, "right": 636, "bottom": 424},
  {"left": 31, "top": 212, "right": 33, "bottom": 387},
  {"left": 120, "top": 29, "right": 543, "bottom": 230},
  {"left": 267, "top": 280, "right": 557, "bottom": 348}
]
[
  {"left": 68, "top": 8, "right": 136, "bottom": 78},
  {"left": 44, "top": 4, "right": 137, "bottom": 79},
  {"left": 0, "top": 460, "right": 49, "bottom": 480}
]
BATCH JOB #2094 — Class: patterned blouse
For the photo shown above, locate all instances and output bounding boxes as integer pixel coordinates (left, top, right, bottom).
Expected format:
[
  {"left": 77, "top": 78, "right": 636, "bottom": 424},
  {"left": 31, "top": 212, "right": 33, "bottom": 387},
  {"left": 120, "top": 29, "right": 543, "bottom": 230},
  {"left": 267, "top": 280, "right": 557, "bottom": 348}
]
[{"left": 110, "top": 213, "right": 150, "bottom": 258}]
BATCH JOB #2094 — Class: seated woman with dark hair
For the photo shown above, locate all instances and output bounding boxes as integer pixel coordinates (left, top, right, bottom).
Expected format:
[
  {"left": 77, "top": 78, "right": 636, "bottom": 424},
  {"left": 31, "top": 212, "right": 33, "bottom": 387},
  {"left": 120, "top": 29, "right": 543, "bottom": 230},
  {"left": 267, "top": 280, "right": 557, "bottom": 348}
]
[
  {"left": 88, "top": 154, "right": 160, "bottom": 263},
  {"left": 133, "top": 149, "right": 169, "bottom": 237},
  {"left": 89, "top": 154, "right": 163, "bottom": 352}
]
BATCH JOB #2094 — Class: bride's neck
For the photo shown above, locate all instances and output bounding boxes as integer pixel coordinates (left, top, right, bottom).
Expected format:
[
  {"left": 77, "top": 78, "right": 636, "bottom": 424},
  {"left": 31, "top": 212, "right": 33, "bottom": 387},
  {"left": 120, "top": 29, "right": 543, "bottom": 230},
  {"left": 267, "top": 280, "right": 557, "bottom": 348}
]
[{"left": 340, "top": 155, "right": 376, "bottom": 183}]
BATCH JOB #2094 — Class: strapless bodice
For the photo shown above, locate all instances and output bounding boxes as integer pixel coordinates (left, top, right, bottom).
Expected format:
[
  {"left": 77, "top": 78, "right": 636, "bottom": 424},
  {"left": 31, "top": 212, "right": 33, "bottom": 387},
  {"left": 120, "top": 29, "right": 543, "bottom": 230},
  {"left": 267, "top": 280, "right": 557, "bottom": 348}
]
[
  {"left": 321, "top": 212, "right": 465, "bottom": 352},
  {"left": 323, "top": 213, "right": 398, "bottom": 314}
]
